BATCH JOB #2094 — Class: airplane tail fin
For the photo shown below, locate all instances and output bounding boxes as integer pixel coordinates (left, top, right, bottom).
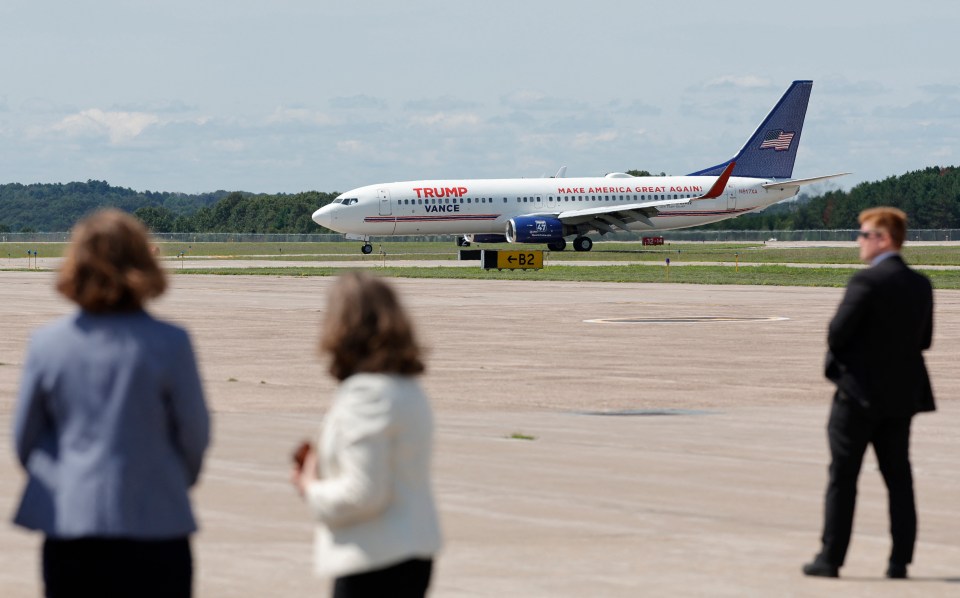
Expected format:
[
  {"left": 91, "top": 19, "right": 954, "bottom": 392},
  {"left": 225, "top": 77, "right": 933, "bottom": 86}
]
[{"left": 688, "top": 80, "right": 812, "bottom": 180}]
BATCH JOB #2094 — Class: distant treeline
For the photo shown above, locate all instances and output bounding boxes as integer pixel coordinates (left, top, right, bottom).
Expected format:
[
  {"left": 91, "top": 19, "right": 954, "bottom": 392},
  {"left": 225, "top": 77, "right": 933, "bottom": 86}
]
[
  {"left": 1, "top": 166, "right": 958, "bottom": 234},
  {"left": 0, "top": 182, "right": 337, "bottom": 234}
]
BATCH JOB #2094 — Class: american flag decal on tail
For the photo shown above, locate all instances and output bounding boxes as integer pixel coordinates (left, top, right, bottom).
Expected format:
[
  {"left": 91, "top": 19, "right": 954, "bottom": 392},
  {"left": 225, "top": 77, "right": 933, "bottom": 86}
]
[{"left": 759, "top": 129, "right": 795, "bottom": 151}]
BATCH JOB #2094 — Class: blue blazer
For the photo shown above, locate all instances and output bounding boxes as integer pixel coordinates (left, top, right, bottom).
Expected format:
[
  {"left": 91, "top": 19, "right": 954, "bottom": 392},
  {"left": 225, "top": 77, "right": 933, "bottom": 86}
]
[{"left": 13, "top": 310, "right": 210, "bottom": 539}]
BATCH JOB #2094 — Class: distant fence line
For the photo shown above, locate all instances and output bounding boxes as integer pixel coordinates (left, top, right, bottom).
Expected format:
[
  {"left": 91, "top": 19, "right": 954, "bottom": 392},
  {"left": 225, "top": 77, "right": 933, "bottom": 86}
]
[{"left": 2, "top": 230, "right": 958, "bottom": 243}]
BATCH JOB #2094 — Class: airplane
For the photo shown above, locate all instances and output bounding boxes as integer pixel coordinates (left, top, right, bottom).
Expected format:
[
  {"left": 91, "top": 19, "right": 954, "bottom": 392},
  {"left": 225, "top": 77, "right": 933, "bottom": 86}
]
[{"left": 312, "top": 80, "right": 848, "bottom": 253}]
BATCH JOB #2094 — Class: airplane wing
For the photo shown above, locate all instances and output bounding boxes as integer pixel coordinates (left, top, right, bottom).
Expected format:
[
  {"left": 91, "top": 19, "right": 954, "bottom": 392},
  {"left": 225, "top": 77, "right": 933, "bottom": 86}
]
[
  {"left": 557, "top": 197, "right": 688, "bottom": 231},
  {"left": 556, "top": 162, "right": 736, "bottom": 233},
  {"left": 760, "top": 172, "right": 850, "bottom": 190}
]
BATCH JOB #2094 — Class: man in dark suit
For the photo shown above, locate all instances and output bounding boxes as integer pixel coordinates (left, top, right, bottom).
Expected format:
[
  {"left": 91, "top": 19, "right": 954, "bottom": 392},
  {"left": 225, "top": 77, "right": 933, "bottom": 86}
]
[{"left": 803, "top": 207, "right": 935, "bottom": 580}]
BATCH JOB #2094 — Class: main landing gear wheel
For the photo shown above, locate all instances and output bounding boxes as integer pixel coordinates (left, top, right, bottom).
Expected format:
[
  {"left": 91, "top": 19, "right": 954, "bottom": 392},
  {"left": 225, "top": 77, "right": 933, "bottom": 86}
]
[
  {"left": 547, "top": 239, "right": 567, "bottom": 251},
  {"left": 573, "top": 236, "right": 593, "bottom": 252},
  {"left": 361, "top": 243, "right": 373, "bottom": 254}
]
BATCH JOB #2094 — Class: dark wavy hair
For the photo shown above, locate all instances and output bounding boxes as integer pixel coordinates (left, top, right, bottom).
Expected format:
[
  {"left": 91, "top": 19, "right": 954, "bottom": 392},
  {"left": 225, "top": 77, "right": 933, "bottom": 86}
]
[
  {"left": 320, "top": 271, "right": 425, "bottom": 381},
  {"left": 56, "top": 209, "right": 167, "bottom": 312}
]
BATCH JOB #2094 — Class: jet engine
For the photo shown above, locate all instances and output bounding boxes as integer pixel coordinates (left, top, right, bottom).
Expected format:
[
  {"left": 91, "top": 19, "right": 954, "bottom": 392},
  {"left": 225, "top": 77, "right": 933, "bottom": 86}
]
[{"left": 505, "top": 216, "right": 566, "bottom": 244}]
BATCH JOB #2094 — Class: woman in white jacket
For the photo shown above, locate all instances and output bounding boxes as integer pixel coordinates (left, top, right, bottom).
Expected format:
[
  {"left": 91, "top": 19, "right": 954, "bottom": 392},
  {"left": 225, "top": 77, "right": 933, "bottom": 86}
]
[{"left": 292, "top": 271, "right": 442, "bottom": 597}]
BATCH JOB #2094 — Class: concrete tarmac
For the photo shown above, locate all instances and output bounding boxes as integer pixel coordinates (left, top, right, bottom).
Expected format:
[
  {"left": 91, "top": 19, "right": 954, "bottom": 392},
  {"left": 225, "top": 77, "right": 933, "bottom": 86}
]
[{"left": 1, "top": 269, "right": 958, "bottom": 597}]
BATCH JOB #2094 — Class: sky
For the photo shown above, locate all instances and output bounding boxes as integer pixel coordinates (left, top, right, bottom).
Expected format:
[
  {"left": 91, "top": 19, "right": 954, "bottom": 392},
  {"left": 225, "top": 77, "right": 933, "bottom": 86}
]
[{"left": 1, "top": 1, "right": 958, "bottom": 195}]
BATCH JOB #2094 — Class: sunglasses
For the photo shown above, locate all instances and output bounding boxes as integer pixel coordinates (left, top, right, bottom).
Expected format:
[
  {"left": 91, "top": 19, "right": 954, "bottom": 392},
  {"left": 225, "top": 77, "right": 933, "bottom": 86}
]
[{"left": 856, "top": 230, "right": 884, "bottom": 239}]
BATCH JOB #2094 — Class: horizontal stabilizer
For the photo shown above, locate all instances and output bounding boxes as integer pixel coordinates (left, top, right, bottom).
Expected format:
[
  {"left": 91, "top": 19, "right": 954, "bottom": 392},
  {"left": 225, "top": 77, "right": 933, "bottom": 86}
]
[{"left": 760, "top": 172, "right": 850, "bottom": 190}]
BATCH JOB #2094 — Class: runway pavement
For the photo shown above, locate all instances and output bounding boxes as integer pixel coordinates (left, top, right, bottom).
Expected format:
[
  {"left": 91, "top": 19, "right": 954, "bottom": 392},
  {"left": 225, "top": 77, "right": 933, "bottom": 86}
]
[{"left": 1, "top": 269, "right": 958, "bottom": 597}]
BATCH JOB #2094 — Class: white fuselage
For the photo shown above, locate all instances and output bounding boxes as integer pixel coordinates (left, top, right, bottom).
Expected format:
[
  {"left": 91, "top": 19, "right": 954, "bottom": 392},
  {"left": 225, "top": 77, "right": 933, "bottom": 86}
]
[{"left": 312, "top": 174, "right": 799, "bottom": 238}]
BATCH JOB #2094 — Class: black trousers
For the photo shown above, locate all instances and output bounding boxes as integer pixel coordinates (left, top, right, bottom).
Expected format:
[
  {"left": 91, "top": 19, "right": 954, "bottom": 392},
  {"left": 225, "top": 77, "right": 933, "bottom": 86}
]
[
  {"left": 818, "top": 394, "right": 916, "bottom": 567},
  {"left": 43, "top": 536, "right": 192, "bottom": 598},
  {"left": 333, "top": 558, "right": 433, "bottom": 598}
]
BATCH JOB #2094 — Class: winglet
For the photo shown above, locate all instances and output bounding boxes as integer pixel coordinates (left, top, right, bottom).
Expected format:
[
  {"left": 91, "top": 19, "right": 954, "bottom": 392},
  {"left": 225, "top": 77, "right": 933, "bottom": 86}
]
[{"left": 697, "top": 161, "right": 736, "bottom": 199}]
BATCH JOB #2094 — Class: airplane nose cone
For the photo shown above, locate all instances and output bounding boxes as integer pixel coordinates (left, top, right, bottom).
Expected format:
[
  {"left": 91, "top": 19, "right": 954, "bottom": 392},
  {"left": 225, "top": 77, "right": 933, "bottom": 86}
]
[{"left": 312, "top": 205, "right": 332, "bottom": 228}]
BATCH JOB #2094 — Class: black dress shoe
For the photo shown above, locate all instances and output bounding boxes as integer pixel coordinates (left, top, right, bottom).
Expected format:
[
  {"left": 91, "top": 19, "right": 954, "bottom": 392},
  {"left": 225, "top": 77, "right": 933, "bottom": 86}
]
[
  {"left": 886, "top": 562, "right": 907, "bottom": 579},
  {"left": 803, "top": 560, "right": 839, "bottom": 578}
]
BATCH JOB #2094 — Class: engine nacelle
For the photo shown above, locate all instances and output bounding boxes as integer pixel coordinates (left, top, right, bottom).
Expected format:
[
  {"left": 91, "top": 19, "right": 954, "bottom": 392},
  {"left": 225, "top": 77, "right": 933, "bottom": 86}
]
[
  {"left": 463, "top": 234, "right": 508, "bottom": 244},
  {"left": 505, "top": 216, "right": 566, "bottom": 244}
]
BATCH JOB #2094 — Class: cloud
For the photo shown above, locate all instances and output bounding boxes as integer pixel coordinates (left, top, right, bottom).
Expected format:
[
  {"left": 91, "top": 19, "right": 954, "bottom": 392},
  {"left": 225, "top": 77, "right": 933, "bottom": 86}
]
[
  {"left": 212, "top": 139, "right": 247, "bottom": 152},
  {"left": 336, "top": 139, "right": 368, "bottom": 154},
  {"left": 329, "top": 95, "right": 388, "bottom": 110},
  {"left": 874, "top": 96, "right": 960, "bottom": 119},
  {"left": 112, "top": 99, "right": 198, "bottom": 114},
  {"left": 266, "top": 106, "right": 337, "bottom": 126},
  {"left": 500, "top": 91, "right": 587, "bottom": 111},
  {"left": 607, "top": 99, "right": 662, "bottom": 116},
  {"left": 52, "top": 109, "right": 160, "bottom": 143},
  {"left": 408, "top": 112, "right": 482, "bottom": 130},
  {"left": 819, "top": 76, "right": 885, "bottom": 96},
  {"left": 701, "top": 75, "right": 775, "bottom": 90},
  {"left": 403, "top": 97, "right": 480, "bottom": 112},
  {"left": 571, "top": 130, "right": 620, "bottom": 148},
  {"left": 919, "top": 83, "right": 960, "bottom": 96}
]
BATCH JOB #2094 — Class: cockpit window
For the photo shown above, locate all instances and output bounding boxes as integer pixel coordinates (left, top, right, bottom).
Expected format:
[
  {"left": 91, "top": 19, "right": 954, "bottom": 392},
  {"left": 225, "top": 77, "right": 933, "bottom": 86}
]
[{"left": 338, "top": 197, "right": 358, "bottom": 206}]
